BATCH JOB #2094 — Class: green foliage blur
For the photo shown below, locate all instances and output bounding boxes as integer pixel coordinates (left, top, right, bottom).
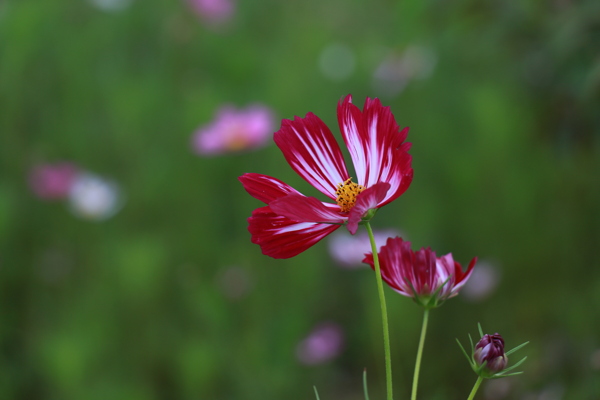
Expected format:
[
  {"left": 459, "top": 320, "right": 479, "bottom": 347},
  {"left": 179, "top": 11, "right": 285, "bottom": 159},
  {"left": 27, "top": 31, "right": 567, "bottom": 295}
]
[{"left": 1, "top": 0, "right": 599, "bottom": 399}]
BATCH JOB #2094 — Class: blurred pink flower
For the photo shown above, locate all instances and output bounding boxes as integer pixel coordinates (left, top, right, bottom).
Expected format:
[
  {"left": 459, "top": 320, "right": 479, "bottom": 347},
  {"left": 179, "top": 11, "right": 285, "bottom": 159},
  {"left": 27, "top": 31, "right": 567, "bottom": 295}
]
[
  {"left": 461, "top": 260, "right": 501, "bottom": 302},
  {"left": 187, "top": 0, "right": 235, "bottom": 25},
  {"left": 29, "top": 162, "right": 79, "bottom": 200},
  {"left": 372, "top": 45, "right": 437, "bottom": 98},
  {"left": 192, "top": 104, "right": 275, "bottom": 155},
  {"left": 296, "top": 322, "right": 344, "bottom": 365},
  {"left": 328, "top": 228, "right": 402, "bottom": 268}
]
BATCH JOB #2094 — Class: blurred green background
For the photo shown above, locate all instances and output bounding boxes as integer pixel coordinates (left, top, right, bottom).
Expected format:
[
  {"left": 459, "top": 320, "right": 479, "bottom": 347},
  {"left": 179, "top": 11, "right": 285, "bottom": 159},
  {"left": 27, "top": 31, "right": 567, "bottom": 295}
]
[{"left": 1, "top": 0, "right": 599, "bottom": 399}]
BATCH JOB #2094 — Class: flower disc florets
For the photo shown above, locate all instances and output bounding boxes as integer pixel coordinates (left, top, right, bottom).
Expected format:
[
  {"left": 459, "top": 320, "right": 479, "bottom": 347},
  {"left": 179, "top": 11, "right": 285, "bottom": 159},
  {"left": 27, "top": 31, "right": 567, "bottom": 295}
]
[{"left": 335, "top": 178, "right": 365, "bottom": 212}]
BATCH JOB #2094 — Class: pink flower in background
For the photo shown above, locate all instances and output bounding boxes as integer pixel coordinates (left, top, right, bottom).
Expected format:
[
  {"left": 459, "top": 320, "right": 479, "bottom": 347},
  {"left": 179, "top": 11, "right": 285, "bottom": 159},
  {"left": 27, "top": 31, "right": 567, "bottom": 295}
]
[
  {"left": 363, "top": 237, "right": 476, "bottom": 308},
  {"left": 328, "top": 228, "right": 402, "bottom": 268},
  {"left": 372, "top": 45, "right": 437, "bottom": 98},
  {"left": 296, "top": 322, "right": 344, "bottom": 365},
  {"left": 29, "top": 162, "right": 79, "bottom": 200},
  {"left": 187, "top": 0, "right": 235, "bottom": 25},
  {"left": 461, "top": 260, "right": 501, "bottom": 302},
  {"left": 192, "top": 104, "right": 275, "bottom": 155}
]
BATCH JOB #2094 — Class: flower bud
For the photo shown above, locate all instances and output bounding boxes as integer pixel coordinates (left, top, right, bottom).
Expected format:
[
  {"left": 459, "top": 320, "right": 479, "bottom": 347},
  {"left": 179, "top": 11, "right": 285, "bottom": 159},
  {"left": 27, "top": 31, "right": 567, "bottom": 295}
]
[{"left": 474, "top": 333, "right": 508, "bottom": 373}]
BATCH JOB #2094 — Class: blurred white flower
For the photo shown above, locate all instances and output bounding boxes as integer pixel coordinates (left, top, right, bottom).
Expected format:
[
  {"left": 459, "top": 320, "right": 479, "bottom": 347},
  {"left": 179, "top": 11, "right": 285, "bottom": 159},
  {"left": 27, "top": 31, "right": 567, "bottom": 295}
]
[
  {"left": 88, "top": 0, "right": 134, "bottom": 12},
  {"left": 328, "top": 228, "right": 402, "bottom": 268},
  {"left": 68, "top": 173, "right": 123, "bottom": 221},
  {"left": 461, "top": 260, "right": 501, "bottom": 302},
  {"left": 296, "top": 322, "right": 344, "bottom": 365},
  {"left": 318, "top": 43, "right": 356, "bottom": 81},
  {"left": 372, "top": 45, "right": 437, "bottom": 97}
]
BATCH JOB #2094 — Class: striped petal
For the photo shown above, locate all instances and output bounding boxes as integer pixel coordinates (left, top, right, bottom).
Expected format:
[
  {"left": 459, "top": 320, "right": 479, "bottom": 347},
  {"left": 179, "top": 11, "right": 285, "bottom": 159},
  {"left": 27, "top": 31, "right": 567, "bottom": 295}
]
[
  {"left": 248, "top": 206, "right": 341, "bottom": 259},
  {"left": 440, "top": 255, "right": 477, "bottom": 297},
  {"left": 337, "top": 95, "right": 413, "bottom": 207},
  {"left": 346, "top": 182, "right": 390, "bottom": 234},
  {"left": 239, "top": 173, "right": 301, "bottom": 204},
  {"left": 270, "top": 194, "right": 345, "bottom": 224},
  {"left": 274, "top": 112, "right": 350, "bottom": 200}
]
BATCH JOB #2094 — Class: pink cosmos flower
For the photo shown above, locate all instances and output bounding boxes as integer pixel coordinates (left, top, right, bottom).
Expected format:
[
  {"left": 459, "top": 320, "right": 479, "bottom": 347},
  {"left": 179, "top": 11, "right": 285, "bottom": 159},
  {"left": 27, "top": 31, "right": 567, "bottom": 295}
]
[
  {"left": 192, "top": 104, "right": 275, "bottom": 155},
  {"left": 239, "top": 95, "right": 413, "bottom": 259},
  {"left": 296, "top": 322, "right": 344, "bottom": 365},
  {"left": 187, "top": 0, "right": 235, "bottom": 26},
  {"left": 29, "top": 162, "right": 79, "bottom": 200},
  {"left": 363, "top": 237, "right": 476, "bottom": 308}
]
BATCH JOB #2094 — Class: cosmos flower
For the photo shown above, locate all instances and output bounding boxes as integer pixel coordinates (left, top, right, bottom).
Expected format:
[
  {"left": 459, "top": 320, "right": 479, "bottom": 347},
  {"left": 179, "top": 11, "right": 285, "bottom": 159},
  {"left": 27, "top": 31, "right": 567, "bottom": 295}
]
[
  {"left": 29, "top": 162, "right": 79, "bottom": 200},
  {"left": 239, "top": 95, "right": 413, "bottom": 259},
  {"left": 296, "top": 322, "right": 344, "bottom": 365},
  {"left": 192, "top": 104, "right": 275, "bottom": 155},
  {"left": 363, "top": 237, "right": 476, "bottom": 308}
]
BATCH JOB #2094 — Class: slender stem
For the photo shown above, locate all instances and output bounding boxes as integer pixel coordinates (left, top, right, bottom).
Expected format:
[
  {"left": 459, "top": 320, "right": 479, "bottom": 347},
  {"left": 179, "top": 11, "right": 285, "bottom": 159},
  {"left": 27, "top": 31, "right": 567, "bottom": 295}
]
[
  {"left": 411, "top": 309, "right": 429, "bottom": 400},
  {"left": 466, "top": 376, "right": 484, "bottom": 400},
  {"left": 364, "top": 222, "right": 393, "bottom": 400}
]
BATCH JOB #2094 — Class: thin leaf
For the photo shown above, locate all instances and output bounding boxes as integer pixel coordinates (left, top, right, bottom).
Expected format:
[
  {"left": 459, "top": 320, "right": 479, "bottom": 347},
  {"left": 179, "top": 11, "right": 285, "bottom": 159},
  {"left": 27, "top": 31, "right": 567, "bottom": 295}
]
[
  {"left": 500, "top": 356, "right": 528, "bottom": 374},
  {"left": 363, "top": 369, "right": 370, "bottom": 400},
  {"left": 456, "top": 338, "right": 474, "bottom": 365},
  {"left": 505, "top": 341, "right": 529, "bottom": 356},
  {"left": 313, "top": 386, "right": 321, "bottom": 400},
  {"left": 493, "top": 371, "right": 524, "bottom": 378},
  {"left": 468, "top": 333, "right": 474, "bottom": 351},
  {"left": 477, "top": 323, "right": 483, "bottom": 338}
]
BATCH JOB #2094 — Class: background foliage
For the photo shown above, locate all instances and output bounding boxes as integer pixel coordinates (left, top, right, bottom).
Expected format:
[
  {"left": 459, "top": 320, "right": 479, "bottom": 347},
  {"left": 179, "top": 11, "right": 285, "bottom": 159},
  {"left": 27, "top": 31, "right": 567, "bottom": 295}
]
[{"left": 1, "top": 0, "right": 599, "bottom": 399}]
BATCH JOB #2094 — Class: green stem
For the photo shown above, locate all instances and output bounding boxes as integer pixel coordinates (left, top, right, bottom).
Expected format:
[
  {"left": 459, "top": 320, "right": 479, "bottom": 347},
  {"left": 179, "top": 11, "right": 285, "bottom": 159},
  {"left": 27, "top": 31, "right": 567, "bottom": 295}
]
[
  {"left": 466, "top": 376, "right": 484, "bottom": 400},
  {"left": 364, "top": 222, "right": 393, "bottom": 400},
  {"left": 411, "top": 309, "right": 429, "bottom": 400}
]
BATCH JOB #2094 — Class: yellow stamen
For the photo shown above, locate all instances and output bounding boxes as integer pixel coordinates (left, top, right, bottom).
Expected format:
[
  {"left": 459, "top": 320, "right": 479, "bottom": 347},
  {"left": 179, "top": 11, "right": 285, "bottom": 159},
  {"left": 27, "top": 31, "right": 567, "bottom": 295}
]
[{"left": 335, "top": 178, "right": 365, "bottom": 213}]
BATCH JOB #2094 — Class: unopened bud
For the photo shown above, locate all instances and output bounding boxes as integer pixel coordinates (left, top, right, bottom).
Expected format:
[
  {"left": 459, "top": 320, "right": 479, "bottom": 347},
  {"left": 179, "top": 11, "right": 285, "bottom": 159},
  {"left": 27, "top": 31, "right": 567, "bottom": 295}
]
[{"left": 474, "top": 333, "right": 508, "bottom": 373}]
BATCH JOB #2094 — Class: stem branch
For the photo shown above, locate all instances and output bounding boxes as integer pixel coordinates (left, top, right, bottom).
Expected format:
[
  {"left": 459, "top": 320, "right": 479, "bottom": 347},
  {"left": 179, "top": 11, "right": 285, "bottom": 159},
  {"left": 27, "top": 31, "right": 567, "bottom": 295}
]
[
  {"left": 466, "top": 376, "right": 484, "bottom": 400},
  {"left": 411, "top": 309, "right": 429, "bottom": 400},
  {"left": 365, "top": 222, "right": 393, "bottom": 400}
]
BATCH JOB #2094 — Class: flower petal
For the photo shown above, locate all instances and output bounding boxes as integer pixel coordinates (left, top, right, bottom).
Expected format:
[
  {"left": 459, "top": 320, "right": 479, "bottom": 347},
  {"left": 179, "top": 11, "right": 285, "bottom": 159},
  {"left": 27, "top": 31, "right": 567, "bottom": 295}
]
[
  {"left": 239, "top": 173, "right": 302, "bottom": 204},
  {"left": 363, "top": 236, "right": 416, "bottom": 297},
  {"left": 270, "top": 194, "right": 345, "bottom": 224},
  {"left": 248, "top": 206, "right": 340, "bottom": 258},
  {"left": 274, "top": 112, "right": 350, "bottom": 200},
  {"left": 337, "top": 95, "right": 413, "bottom": 207},
  {"left": 346, "top": 182, "right": 390, "bottom": 234},
  {"left": 449, "top": 256, "right": 477, "bottom": 295}
]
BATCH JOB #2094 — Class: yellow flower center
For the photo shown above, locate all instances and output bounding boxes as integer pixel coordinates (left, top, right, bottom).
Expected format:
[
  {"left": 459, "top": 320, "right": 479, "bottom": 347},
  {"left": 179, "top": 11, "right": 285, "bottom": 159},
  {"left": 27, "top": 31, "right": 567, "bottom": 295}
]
[{"left": 335, "top": 178, "right": 365, "bottom": 213}]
